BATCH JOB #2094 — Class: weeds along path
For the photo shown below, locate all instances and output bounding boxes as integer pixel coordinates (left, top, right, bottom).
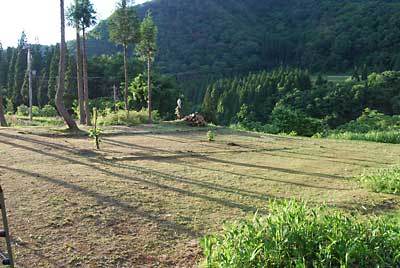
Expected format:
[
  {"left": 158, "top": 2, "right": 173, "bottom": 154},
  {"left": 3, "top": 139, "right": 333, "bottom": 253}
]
[{"left": 0, "top": 126, "right": 399, "bottom": 267}]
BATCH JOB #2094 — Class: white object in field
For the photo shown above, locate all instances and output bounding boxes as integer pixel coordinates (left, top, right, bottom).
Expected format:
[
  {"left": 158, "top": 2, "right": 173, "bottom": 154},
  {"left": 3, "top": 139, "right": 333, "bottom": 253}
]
[{"left": 177, "top": 98, "right": 182, "bottom": 109}]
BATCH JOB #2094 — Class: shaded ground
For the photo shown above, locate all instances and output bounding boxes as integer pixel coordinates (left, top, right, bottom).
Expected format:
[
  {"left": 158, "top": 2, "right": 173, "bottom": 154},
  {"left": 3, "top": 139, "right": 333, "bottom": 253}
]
[{"left": 0, "top": 125, "right": 399, "bottom": 267}]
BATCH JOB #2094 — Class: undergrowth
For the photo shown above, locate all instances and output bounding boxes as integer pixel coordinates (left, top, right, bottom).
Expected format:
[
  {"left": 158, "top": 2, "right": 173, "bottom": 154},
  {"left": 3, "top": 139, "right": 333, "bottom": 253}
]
[
  {"left": 97, "top": 109, "right": 160, "bottom": 126},
  {"left": 201, "top": 200, "right": 400, "bottom": 268},
  {"left": 358, "top": 166, "right": 400, "bottom": 195}
]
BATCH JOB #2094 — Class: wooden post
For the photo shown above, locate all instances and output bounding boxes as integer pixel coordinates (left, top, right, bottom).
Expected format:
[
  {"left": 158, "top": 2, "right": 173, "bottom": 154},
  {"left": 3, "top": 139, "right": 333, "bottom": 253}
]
[{"left": 0, "top": 186, "right": 14, "bottom": 267}]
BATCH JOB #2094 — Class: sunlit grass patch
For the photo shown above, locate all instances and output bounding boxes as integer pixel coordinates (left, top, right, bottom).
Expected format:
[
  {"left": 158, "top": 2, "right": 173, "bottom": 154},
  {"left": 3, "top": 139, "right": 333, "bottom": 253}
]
[
  {"left": 358, "top": 166, "right": 400, "bottom": 195},
  {"left": 201, "top": 200, "right": 400, "bottom": 268}
]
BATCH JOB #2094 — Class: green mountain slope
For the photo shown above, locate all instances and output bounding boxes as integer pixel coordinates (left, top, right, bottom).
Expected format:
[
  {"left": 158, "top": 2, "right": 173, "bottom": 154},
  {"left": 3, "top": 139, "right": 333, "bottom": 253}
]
[{"left": 86, "top": 0, "right": 400, "bottom": 78}]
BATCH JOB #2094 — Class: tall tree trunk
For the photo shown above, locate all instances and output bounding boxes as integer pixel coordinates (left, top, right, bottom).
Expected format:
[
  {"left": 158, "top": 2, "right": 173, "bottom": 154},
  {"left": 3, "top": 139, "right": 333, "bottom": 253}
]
[
  {"left": 0, "top": 95, "right": 8, "bottom": 127},
  {"left": 123, "top": 44, "right": 129, "bottom": 113},
  {"left": 147, "top": 57, "right": 152, "bottom": 124},
  {"left": 82, "top": 27, "right": 91, "bottom": 126},
  {"left": 76, "top": 28, "right": 85, "bottom": 124},
  {"left": 56, "top": 0, "right": 79, "bottom": 131}
]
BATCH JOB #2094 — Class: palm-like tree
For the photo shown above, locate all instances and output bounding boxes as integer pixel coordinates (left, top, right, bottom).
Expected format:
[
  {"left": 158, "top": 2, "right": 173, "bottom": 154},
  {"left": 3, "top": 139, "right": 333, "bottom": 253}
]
[{"left": 57, "top": 0, "right": 79, "bottom": 131}]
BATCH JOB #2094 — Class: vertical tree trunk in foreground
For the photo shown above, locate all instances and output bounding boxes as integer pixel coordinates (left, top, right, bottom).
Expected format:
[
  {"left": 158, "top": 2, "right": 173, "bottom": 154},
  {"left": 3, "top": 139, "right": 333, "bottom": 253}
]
[
  {"left": 0, "top": 95, "right": 8, "bottom": 127},
  {"left": 82, "top": 28, "right": 91, "bottom": 125},
  {"left": 76, "top": 29, "right": 86, "bottom": 124},
  {"left": 56, "top": 0, "right": 79, "bottom": 131}
]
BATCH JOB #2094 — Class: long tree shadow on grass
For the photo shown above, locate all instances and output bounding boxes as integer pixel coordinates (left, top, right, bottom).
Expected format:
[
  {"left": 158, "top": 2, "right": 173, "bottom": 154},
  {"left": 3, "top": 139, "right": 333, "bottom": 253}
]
[
  {"left": 144, "top": 134, "right": 385, "bottom": 167},
  {"left": 0, "top": 132, "right": 354, "bottom": 191},
  {"left": 0, "top": 138, "right": 274, "bottom": 231},
  {"left": 101, "top": 137, "right": 349, "bottom": 181},
  {"left": 0, "top": 164, "right": 201, "bottom": 238},
  {"left": 0, "top": 134, "right": 278, "bottom": 206}
]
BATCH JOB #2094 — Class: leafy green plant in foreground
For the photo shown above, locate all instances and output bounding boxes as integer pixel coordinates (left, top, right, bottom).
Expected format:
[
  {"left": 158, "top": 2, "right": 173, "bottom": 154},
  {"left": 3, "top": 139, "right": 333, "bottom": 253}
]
[
  {"left": 358, "top": 166, "right": 400, "bottom": 195},
  {"left": 207, "top": 130, "right": 216, "bottom": 142},
  {"left": 89, "top": 108, "right": 102, "bottom": 149},
  {"left": 201, "top": 200, "right": 400, "bottom": 268}
]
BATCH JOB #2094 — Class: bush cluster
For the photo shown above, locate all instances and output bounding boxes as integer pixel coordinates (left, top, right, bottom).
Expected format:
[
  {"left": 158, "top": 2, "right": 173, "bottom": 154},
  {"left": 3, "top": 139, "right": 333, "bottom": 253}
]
[
  {"left": 16, "top": 104, "right": 58, "bottom": 117},
  {"left": 327, "top": 109, "right": 400, "bottom": 144},
  {"left": 201, "top": 200, "right": 400, "bottom": 268},
  {"left": 97, "top": 109, "right": 160, "bottom": 126}
]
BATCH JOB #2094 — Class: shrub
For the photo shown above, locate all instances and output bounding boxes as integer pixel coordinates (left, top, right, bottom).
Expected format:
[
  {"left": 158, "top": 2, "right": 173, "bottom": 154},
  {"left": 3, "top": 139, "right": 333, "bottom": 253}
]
[
  {"left": 201, "top": 200, "right": 400, "bottom": 268},
  {"left": 16, "top": 105, "right": 29, "bottom": 116},
  {"left": 207, "top": 130, "right": 216, "bottom": 142},
  {"left": 32, "top": 106, "right": 41, "bottom": 116},
  {"left": 311, "top": 132, "right": 323, "bottom": 139},
  {"left": 40, "top": 105, "right": 58, "bottom": 117},
  {"left": 5, "top": 98, "right": 14, "bottom": 114},
  {"left": 336, "top": 108, "right": 400, "bottom": 133},
  {"left": 270, "top": 105, "right": 326, "bottom": 137},
  {"left": 97, "top": 109, "right": 160, "bottom": 126},
  {"left": 358, "top": 166, "right": 400, "bottom": 194}
]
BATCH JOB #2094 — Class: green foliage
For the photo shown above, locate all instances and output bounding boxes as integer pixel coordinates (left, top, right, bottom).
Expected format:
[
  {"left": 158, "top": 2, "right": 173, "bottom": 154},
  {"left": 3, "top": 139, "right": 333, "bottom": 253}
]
[
  {"left": 328, "top": 131, "right": 400, "bottom": 144},
  {"left": 83, "top": 0, "right": 400, "bottom": 95},
  {"left": 270, "top": 105, "right": 326, "bottom": 137},
  {"left": 207, "top": 130, "right": 216, "bottom": 142},
  {"left": 67, "top": 0, "right": 97, "bottom": 30},
  {"left": 327, "top": 108, "right": 400, "bottom": 144},
  {"left": 97, "top": 109, "right": 159, "bottom": 126},
  {"left": 108, "top": 0, "right": 140, "bottom": 47},
  {"left": 32, "top": 106, "right": 41, "bottom": 116},
  {"left": 129, "top": 73, "right": 182, "bottom": 119},
  {"left": 358, "top": 167, "right": 400, "bottom": 195},
  {"left": 203, "top": 68, "right": 312, "bottom": 126},
  {"left": 16, "top": 104, "right": 58, "bottom": 118},
  {"left": 89, "top": 108, "right": 102, "bottom": 149},
  {"left": 337, "top": 108, "right": 400, "bottom": 133},
  {"left": 40, "top": 105, "right": 58, "bottom": 117},
  {"left": 201, "top": 200, "right": 400, "bottom": 268},
  {"left": 136, "top": 11, "right": 158, "bottom": 63},
  {"left": 5, "top": 116, "right": 64, "bottom": 127},
  {"left": 16, "top": 105, "right": 29, "bottom": 116},
  {"left": 5, "top": 98, "right": 14, "bottom": 114}
]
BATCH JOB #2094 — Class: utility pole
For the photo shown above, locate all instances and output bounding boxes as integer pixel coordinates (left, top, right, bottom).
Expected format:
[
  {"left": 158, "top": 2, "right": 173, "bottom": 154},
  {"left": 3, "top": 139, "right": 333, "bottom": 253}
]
[
  {"left": 113, "top": 84, "right": 117, "bottom": 112},
  {"left": 27, "top": 45, "right": 33, "bottom": 122}
]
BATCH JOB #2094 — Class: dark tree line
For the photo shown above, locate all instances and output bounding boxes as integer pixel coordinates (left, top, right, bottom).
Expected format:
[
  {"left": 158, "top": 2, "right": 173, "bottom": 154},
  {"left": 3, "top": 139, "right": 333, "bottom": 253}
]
[{"left": 202, "top": 68, "right": 400, "bottom": 135}]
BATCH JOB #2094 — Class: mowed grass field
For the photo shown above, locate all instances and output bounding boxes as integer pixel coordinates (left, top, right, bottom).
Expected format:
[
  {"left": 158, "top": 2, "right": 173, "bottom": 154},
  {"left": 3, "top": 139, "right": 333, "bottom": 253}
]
[{"left": 0, "top": 124, "right": 399, "bottom": 267}]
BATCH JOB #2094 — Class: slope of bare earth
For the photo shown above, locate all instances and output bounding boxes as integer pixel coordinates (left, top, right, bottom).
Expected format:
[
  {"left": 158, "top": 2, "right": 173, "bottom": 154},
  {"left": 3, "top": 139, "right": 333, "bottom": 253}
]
[{"left": 0, "top": 124, "right": 399, "bottom": 267}]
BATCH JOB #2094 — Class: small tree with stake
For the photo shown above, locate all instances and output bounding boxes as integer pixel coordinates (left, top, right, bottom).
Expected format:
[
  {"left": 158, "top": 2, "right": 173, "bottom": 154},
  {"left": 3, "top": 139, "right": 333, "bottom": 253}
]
[
  {"left": 136, "top": 10, "right": 158, "bottom": 124},
  {"left": 89, "top": 108, "right": 102, "bottom": 149}
]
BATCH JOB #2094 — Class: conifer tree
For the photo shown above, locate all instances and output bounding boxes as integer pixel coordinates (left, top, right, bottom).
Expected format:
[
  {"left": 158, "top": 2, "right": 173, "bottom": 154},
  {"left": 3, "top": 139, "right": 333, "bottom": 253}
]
[
  {"left": 136, "top": 11, "right": 158, "bottom": 123},
  {"left": 108, "top": 0, "right": 140, "bottom": 113},
  {"left": 0, "top": 43, "right": 8, "bottom": 126},
  {"left": 13, "top": 32, "right": 28, "bottom": 106}
]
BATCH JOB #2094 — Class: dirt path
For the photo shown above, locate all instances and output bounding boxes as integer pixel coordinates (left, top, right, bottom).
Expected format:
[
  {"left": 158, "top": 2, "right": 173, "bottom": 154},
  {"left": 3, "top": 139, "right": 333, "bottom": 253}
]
[{"left": 0, "top": 126, "right": 399, "bottom": 267}]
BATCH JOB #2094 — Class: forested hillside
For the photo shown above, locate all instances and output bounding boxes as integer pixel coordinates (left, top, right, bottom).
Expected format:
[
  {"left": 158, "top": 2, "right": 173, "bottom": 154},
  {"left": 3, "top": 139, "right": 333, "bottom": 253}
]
[
  {"left": 86, "top": 0, "right": 400, "bottom": 77},
  {"left": 202, "top": 68, "right": 400, "bottom": 136}
]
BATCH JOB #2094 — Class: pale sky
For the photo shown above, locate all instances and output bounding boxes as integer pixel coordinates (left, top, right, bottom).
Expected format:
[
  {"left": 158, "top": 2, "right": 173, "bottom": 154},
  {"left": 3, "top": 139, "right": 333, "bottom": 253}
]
[{"left": 0, "top": 0, "right": 150, "bottom": 48}]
